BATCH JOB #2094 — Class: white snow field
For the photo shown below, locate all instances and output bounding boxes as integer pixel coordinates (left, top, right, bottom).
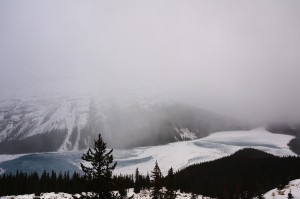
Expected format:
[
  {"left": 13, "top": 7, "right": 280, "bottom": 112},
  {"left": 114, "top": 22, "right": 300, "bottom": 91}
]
[
  {"left": 0, "top": 193, "right": 75, "bottom": 199},
  {"left": 0, "top": 189, "right": 211, "bottom": 199},
  {"left": 113, "top": 128, "right": 296, "bottom": 175}
]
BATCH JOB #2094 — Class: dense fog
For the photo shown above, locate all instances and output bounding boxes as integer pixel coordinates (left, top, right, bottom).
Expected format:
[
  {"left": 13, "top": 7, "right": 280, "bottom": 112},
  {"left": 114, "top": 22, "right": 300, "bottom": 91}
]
[{"left": 1, "top": 0, "right": 300, "bottom": 123}]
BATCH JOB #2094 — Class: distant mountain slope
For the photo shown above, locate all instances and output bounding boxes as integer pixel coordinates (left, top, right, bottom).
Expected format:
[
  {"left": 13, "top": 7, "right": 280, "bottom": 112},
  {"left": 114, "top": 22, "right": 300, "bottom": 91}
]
[{"left": 0, "top": 94, "right": 246, "bottom": 154}]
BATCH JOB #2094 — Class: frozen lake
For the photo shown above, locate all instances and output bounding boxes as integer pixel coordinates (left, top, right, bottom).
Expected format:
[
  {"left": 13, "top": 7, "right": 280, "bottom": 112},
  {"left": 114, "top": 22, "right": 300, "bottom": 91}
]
[{"left": 0, "top": 128, "right": 296, "bottom": 175}]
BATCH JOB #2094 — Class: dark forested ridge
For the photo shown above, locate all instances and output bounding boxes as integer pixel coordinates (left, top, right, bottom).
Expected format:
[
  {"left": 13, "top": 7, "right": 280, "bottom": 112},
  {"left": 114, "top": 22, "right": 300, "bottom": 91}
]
[{"left": 174, "top": 148, "right": 300, "bottom": 199}]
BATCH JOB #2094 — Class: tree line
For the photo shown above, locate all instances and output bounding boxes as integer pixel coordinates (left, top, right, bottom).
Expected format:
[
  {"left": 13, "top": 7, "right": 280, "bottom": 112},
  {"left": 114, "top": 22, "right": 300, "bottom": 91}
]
[
  {"left": 0, "top": 170, "right": 135, "bottom": 196},
  {"left": 173, "top": 148, "right": 300, "bottom": 199}
]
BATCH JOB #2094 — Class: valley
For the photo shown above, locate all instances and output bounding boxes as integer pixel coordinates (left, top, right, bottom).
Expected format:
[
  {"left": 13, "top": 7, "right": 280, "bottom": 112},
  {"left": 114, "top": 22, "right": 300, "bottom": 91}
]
[{"left": 0, "top": 128, "right": 295, "bottom": 176}]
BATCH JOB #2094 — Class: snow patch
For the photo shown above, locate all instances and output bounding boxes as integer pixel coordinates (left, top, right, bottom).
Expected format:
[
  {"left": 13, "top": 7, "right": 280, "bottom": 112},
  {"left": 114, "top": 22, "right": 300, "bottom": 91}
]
[
  {"left": 263, "top": 179, "right": 300, "bottom": 199},
  {"left": 0, "top": 167, "right": 5, "bottom": 175},
  {"left": 0, "top": 154, "right": 27, "bottom": 164},
  {"left": 0, "top": 192, "right": 74, "bottom": 199},
  {"left": 175, "top": 128, "right": 198, "bottom": 140},
  {"left": 0, "top": 189, "right": 213, "bottom": 199}
]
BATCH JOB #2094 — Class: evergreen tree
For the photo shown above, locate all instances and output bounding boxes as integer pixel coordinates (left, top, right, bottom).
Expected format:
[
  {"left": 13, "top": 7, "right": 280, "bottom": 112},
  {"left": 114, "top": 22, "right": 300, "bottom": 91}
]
[
  {"left": 134, "top": 168, "right": 141, "bottom": 193},
  {"left": 118, "top": 188, "right": 127, "bottom": 199},
  {"left": 81, "top": 134, "right": 117, "bottom": 199},
  {"left": 146, "top": 173, "right": 151, "bottom": 189},
  {"left": 151, "top": 161, "right": 163, "bottom": 199},
  {"left": 288, "top": 191, "right": 294, "bottom": 199},
  {"left": 165, "top": 167, "right": 176, "bottom": 199}
]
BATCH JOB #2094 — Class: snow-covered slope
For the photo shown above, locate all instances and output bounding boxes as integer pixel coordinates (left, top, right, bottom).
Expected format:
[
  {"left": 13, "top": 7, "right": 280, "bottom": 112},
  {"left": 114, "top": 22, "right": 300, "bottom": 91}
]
[
  {"left": 0, "top": 189, "right": 212, "bottom": 199},
  {"left": 124, "top": 188, "right": 211, "bottom": 199},
  {"left": 0, "top": 128, "right": 295, "bottom": 176},
  {"left": 0, "top": 94, "right": 245, "bottom": 154},
  {"left": 263, "top": 179, "right": 300, "bottom": 199}
]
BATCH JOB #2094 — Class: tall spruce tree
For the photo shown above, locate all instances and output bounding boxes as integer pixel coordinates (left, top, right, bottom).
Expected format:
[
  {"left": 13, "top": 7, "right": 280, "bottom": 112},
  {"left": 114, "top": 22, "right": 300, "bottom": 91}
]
[
  {"left": 81, "top": 134, "right": 117, "bottom": 199},
  {"left": 151, "top": 161, "right": 163, "bottom": 199},
  {"left": 134, "top": 168, "right": 141, "bottom": 193},
  {"left": 146, "top": 173, "right": 151, "bottom": 189},
  {"left": 165, "top": 167, "right": 176, "bottom": 199}
]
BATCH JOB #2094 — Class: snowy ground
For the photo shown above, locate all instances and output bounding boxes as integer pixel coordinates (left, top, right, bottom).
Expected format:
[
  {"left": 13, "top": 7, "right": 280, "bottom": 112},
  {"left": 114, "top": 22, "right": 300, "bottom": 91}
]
[
  {"left": 0, "top": 189, "right": 212, "bottom": 199},
  {"left": 0, "top": 128, "right": 296, "bottom": 176},
  {"left": 0, "top": 192, "right": 75, "bottom": 199},
  {"left": 2, "top": 179, "right": 300, "bottom": 199},
  {"left": 125, "top": 188, "right": 212, "bottom": 199},
  {"left": 263, "top": 179, "right": 300, "bottom": 199}
]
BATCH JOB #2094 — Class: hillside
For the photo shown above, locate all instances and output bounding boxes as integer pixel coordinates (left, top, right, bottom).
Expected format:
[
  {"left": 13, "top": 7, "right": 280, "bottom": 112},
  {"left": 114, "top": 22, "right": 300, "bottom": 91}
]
[
  {"left": 174, "top": 148, "right": 300, "bottom": 199},
  {"left": 0, "top": 94, "right": 246, "bottom": 154},
  {"left": 264, "top": 179, "right": 300, "bottom": 199}
]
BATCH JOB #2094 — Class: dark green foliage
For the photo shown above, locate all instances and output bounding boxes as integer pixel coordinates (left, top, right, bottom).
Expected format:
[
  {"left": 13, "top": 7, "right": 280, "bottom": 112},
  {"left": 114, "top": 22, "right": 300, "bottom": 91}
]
[
  {"left": 0, "top": 170, "right": 134, "bottom": 197},
  {"left": 174, "top": 148, "right": 300, "bottom": 199},
  {"left": 151, "top": 161, "right": 163, "bottom": 199},
  {"left": 165, "top": 167, "right": 176, "bottom": 199},
  {"left": 0, "top": 170, "right": 83, "bottom": 196},
  {"left": 118, "top": 188, "right": 126, "bottom": 198},
  {"left": 134, "top": 168, "right": 140, "bottom": 193},
  {"left": 80, "top": 134, "right": 117, "bottom": 199},
  {"left": 145, "top": 173, "right": 151, "bottom": 189},
  {"left": 136, "top": 172, "right": 151, "bottom": 190}
]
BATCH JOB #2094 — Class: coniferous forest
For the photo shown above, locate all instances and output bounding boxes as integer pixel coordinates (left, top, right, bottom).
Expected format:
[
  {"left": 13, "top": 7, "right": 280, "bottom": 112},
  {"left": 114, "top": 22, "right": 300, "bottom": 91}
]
[
  {"left": 0, "top": 170, "right": 136, "bottom": 196},
  {"left": 173, "top": 148, "right": 300, "bottom": 199}
]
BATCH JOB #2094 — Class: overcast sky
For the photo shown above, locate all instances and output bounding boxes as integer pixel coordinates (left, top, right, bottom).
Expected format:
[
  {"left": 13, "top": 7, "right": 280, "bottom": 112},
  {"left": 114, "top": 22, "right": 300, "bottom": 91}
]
[{"left": 1, "top": 0, "right": 300, "bottom": 122}]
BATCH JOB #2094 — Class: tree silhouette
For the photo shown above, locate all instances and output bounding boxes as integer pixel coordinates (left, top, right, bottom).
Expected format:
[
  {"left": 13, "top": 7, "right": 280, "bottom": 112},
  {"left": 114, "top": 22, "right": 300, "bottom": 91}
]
[
  {"left": 165, "top": 167, "right": 176, "bottom": 199},
  {"left": 151, "top": 161, "right": 163, "bottom": 199},
  {"left": 134, "top": 168, "right": 140, "bottom": 193},
  {"left": 81, "top": 134, "right": 117, "bottom": 199}
]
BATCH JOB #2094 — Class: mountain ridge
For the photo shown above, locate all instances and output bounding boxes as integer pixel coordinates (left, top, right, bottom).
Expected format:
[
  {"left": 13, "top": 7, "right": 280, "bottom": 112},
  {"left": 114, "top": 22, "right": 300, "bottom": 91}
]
[{"left": 0, "top": 94, "right": 247, "bottom": 154}]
